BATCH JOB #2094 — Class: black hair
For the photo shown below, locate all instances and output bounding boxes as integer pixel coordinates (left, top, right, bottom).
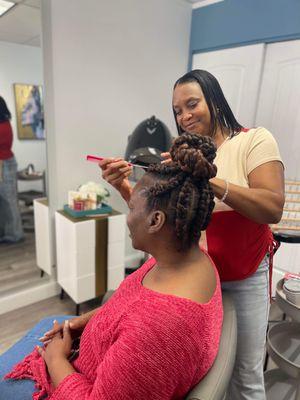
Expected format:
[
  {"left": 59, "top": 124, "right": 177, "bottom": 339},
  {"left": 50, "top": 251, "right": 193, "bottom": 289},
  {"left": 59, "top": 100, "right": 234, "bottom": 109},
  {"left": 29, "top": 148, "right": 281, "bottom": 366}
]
[
  {"left": 143, "top": 133, "right": 216, "bottom": 251},
  {"left": 0, "top": 96, "right": 11, "bottom": 122},
  {"left": 173, "top": 69, "right": 243, "bottom": 137}
]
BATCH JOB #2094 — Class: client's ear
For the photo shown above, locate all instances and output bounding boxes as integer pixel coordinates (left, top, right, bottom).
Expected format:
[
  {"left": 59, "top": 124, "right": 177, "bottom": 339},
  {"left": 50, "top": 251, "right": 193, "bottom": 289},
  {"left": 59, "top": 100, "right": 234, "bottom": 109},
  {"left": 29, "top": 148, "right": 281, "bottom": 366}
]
[{"left": 148, "top": 210, "right": 166, "bottom": 234}]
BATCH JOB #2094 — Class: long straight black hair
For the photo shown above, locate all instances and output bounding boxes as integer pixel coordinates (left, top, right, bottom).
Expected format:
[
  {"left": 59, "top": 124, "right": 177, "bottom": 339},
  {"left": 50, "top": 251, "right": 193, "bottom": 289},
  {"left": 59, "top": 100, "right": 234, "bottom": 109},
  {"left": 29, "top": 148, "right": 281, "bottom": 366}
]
[
  {"left": 173, "top": 69, "right": 243, "bottom": 137},
  {"left": 0, "top": 96, "right": 11, "bottom": 122}
]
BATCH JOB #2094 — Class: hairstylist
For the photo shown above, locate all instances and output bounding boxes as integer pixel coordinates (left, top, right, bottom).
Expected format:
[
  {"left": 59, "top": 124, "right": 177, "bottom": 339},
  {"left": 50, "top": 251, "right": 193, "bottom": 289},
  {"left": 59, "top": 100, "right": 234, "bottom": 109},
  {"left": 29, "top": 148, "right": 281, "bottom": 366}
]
[{"left": 99, "top": 70, "right": 284, "bottom": 400}]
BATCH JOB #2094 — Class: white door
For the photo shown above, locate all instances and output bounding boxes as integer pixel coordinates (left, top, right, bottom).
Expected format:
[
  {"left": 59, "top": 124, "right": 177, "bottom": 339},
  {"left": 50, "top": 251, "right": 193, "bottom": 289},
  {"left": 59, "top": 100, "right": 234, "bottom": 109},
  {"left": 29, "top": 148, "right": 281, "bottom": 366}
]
[
  {"left": 255, "top": 39, "right": 300, "bottom": 294},
  {"left": 192, "top": 44, "right": 265, "bottom": 128},
  {"left": 255, "top": 39, "right": 300, "bottom": 181}
]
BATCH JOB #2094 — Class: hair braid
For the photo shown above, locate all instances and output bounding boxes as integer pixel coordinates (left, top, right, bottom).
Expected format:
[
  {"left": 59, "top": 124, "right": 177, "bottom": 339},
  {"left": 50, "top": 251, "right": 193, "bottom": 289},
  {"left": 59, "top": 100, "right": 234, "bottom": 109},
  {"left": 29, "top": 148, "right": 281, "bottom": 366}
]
[
  {"left": 143, "top": 133, "right": 217, "bottom": 250},
  {"left": 170, "top": 134, "right": 217, "bottom": 180},
  {"left": 174, "top": 178, "right": 199, "bottom": 249},
  {"left": 147, "top": 172, "right": 185, "bottom": 198},
  {"left": 190, "top": 183, "right": 215, "bottom": 244}
]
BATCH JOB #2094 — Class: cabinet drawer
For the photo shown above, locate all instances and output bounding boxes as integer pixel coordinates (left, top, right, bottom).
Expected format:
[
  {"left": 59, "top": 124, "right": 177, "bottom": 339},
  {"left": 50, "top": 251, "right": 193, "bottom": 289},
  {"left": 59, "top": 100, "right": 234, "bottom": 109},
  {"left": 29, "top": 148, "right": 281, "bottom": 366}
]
[
  {"left": 107, "top": 241, "right": 126, "bottom": 269},
  {"left": 108, "top": 214, "right": 126, "bottom": 243}
]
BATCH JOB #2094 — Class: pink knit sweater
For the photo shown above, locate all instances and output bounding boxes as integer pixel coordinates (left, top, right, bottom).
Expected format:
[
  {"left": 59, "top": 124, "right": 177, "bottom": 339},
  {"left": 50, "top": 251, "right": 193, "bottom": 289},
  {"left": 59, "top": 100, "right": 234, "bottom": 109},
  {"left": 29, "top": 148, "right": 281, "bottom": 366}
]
[{"left": 6, "top": 257, "right": 223, "bottom": 400}]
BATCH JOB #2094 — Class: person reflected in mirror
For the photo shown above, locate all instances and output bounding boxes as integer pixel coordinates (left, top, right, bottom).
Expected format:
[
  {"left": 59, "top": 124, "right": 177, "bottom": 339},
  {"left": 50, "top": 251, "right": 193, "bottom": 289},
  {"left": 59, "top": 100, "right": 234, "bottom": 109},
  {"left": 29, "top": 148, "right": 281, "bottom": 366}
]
[{"left": 0, "top": 96, "right": 24, "bottom": 244}]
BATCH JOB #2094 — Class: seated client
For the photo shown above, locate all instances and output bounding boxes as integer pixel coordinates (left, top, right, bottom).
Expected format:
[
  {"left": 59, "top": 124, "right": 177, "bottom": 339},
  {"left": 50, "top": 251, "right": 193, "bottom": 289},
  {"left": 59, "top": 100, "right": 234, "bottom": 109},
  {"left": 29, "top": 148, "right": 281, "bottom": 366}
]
[{"left": 0, "top": 134, "right": 223, "bottom": 400}]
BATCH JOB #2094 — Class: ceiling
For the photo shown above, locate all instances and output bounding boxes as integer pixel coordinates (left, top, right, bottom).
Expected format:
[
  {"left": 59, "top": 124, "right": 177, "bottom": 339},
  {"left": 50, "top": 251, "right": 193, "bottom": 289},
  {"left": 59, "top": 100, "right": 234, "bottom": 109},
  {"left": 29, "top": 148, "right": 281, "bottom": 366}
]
[
  {"left": 0, "top": 0, "right": 201, "bottom": 48},
  {"left": 0, "top": 0, "right": 41, "bottom": 47}
]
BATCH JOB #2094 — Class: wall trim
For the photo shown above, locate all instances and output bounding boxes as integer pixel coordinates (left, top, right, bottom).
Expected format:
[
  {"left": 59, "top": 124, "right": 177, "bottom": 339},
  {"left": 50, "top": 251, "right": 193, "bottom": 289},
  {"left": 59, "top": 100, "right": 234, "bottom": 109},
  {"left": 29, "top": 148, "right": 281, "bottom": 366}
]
[
  {"left": 0, "top": 280, "right": 60, "bottom": 315},
  {"left": 190, "top": 0, "right": 300, "bottom": 63},
  {"left": 192, "top": 0, "right": 224, "bottom": 9},
  {"left": 192, "top": 35, "right": 300, "bottom": 56},
  {"left": 188, "top": 36, "right": 300, "bottom": 71}
]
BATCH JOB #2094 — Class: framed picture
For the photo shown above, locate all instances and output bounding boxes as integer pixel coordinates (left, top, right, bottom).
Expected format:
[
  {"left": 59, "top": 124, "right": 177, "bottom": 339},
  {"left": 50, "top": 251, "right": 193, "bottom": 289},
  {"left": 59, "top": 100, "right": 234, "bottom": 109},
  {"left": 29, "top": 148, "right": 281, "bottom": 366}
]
[{"left": 13, "top": 83, "right": 45, "bottom": 140}]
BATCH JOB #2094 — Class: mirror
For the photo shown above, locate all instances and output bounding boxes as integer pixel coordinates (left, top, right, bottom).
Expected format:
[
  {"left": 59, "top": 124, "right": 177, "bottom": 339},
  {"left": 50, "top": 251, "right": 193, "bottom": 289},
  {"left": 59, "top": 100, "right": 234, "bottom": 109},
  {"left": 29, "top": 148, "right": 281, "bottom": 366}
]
[{"left": 0, "top": 0, "right": 49, "bottom": 297}]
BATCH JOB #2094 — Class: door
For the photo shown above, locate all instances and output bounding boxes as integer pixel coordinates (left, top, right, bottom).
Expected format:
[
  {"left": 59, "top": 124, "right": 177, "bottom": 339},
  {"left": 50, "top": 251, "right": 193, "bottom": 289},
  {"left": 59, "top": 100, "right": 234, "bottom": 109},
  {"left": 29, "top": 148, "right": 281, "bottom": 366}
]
[
  {"left": 192, "top": 44, "right": 265, "bottom": 128},
  {"left": 255, "top": 39, "right": 300, "bottom": 294},
  {"left": 255, "top": 39, "right": 300, "bottom": 180}
]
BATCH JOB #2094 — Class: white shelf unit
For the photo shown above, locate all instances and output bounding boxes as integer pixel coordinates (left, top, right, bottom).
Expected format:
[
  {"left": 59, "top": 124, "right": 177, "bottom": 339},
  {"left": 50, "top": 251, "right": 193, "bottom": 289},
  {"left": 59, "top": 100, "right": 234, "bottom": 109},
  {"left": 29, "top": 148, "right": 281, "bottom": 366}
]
[{"left": 55, "top": 210, "right": 126, "bottom": 305}]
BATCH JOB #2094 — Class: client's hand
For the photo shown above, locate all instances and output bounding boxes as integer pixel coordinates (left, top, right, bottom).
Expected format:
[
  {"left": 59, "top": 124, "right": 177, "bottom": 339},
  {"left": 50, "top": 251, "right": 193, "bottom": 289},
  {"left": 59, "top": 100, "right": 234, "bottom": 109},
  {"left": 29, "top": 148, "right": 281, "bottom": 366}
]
[
  {"left": 38, "top": 321, "right": 76, "bottom": 388},
  {"left": 37, "top": 320, "right": 72, "bottom": 364},
  {"left": 98, "top": 157, "right": 133, "bottom": 202},
  {"left": 161, "top": 152, "right": 172, "bottom": 165},
  {"left": 39, "top": 313, "right": 92, "bottom": 344}
]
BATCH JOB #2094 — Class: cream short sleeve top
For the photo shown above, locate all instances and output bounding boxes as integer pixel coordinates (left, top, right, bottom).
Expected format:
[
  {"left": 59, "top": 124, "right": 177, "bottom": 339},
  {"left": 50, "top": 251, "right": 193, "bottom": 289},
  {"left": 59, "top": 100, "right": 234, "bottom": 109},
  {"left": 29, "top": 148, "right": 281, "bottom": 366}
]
[{"left": 215, "top": 127, "right": 283, "bottom": 188}]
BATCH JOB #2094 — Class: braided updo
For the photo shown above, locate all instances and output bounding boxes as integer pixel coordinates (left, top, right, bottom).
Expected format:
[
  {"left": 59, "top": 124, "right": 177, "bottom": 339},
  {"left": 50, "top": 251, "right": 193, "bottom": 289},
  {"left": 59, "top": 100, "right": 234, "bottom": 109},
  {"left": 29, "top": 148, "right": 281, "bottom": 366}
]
[{"left": 144, "top": 134, "right": 217, "bottom": 250}]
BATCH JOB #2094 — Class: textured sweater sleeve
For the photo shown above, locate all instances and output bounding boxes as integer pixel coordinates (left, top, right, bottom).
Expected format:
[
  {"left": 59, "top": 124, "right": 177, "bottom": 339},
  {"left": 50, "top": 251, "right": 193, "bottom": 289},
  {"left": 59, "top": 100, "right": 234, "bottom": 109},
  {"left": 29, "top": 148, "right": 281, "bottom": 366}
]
[{"left": 51, "top": 302, "right": 201, "bottom": 400}]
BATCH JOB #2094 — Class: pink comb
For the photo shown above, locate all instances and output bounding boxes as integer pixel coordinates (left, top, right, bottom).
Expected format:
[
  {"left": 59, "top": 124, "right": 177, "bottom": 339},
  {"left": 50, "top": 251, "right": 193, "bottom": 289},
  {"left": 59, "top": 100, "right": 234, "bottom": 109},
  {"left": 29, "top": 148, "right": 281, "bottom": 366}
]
[{"left": 86, "top": 155, "right": 148, "bottom": 169}]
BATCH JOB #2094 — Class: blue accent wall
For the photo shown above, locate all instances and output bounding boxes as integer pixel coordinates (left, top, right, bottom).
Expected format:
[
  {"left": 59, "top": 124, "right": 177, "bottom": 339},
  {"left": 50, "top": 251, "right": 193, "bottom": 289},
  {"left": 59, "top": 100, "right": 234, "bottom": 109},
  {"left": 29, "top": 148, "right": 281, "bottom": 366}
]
[{"left": 190, "top": 0, "right": 300, "bottom": 56}]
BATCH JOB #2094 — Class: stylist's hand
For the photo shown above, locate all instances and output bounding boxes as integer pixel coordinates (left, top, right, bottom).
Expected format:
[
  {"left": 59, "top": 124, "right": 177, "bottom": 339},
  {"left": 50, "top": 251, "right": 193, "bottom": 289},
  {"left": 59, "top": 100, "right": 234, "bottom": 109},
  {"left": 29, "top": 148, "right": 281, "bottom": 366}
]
[
  {"left": 39, "top": 314, "right": 91, "bottom": 344},
  {"left": 99, "top": 157, "right": 133, "bottom": 202},
  {"left": 161, "top": 152, "right": 172, "bottom": 165},
  {"left": 38, "top": 320, "right": 72, "bottom": 364}
]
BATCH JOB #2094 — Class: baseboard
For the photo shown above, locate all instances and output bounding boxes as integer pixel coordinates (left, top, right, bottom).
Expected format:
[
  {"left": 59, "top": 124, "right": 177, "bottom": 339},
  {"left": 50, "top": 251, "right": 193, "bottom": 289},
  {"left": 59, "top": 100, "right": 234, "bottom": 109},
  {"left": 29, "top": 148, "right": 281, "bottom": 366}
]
[{"left": 0, "top": 280, "right": 60, "bottom": 315}]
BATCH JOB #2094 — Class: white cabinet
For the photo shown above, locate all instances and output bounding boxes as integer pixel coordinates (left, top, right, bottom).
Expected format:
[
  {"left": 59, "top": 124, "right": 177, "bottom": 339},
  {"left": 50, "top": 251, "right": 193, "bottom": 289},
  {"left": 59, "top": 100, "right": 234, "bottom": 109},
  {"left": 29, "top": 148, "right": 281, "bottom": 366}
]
[
  {"left": 55, "top": 210, "right": 126, "bottom": 305},
  {"left": 34, "top": 198, "right": 53, "bottom": 275},
  {"left": 254, "top": 39, "right": 300, "bottom": 292},
  {"left": 255, "top": 39, "right": 300, "bottom": 180}
]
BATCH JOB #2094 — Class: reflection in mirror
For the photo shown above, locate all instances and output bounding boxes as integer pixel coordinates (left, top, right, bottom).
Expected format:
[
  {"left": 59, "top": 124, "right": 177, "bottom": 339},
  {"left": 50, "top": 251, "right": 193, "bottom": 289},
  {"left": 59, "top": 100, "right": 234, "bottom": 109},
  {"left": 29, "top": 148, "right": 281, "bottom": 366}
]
[{"left": 0, "top": 1, "right": 48, "bottom": 298}]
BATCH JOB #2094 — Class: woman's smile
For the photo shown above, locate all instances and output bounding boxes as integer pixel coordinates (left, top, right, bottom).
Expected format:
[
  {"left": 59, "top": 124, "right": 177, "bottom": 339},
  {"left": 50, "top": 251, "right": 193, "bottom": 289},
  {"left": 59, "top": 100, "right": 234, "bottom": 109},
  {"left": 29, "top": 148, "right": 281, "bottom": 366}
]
[{"left": 184, "top": 121, "right": 200, "bottom": 131}]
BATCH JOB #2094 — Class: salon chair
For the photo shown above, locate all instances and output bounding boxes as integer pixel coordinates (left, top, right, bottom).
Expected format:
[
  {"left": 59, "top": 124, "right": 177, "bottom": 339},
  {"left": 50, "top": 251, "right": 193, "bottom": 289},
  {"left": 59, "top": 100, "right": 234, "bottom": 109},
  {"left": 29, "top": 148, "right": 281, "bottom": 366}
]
[{"left": 102, "top": 291, "right": 237, "bottom": 400}]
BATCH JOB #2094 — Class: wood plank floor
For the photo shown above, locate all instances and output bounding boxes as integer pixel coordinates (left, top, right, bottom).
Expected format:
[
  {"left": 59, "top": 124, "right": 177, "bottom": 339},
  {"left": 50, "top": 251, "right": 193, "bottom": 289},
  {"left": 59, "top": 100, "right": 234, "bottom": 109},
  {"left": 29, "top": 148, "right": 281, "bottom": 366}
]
[
  {"left": 0, "top": 232, "right": 42, "bottom": 296},
  {"left": 0, "top": 229, "right": 102, "bottom": 355},
  {"left": 0, "top": 293, "right": 102, "bottom": 355}
]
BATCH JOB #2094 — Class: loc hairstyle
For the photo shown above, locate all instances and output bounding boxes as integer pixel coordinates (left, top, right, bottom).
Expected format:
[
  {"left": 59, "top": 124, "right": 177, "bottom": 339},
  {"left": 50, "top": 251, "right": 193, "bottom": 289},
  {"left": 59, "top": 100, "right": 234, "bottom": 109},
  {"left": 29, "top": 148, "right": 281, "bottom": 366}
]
[
  {"left": 0, "top": 96, "right": 11, "bottom": 123},
  {"left": 173, "top": 69, "right": 243, "bottom": 138},
  {"left": 144, "top": 133, "right": 217, "bottom": 251}
]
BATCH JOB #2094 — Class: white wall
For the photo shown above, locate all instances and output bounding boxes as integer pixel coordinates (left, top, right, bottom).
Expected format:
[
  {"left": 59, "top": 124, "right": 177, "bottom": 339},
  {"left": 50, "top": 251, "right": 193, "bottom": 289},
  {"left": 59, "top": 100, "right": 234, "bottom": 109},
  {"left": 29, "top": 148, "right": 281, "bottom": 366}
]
[
  {"left": 0, "top": 41, "right": 45, "bottom": 192},
  {"left": 41, "top": 0, "right": 192, "bottom": 262}
]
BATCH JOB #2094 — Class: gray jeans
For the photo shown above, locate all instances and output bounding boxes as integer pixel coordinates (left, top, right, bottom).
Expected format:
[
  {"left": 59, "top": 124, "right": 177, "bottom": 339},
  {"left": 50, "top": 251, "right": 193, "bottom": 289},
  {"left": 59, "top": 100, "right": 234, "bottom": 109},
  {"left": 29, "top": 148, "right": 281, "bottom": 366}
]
[
  {"left": 0, "top": 157, "right": 24, "bottom": 242},
  {"left": 222, "top": 255, "right": 269, "bottom": 400}
]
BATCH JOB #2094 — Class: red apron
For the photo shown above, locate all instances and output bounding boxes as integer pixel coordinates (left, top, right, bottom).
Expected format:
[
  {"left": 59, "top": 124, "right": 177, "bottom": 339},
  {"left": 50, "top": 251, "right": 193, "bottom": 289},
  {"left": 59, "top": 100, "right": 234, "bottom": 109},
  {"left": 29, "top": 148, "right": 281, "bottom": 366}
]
[{"left": 206, "top": 210, "right": 278, "bottom": 294}]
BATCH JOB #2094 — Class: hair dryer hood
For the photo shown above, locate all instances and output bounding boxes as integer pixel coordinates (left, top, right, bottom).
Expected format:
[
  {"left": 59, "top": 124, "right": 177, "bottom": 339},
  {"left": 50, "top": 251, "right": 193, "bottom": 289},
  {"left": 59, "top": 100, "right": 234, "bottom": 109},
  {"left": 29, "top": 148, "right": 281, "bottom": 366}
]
[
  {"left": 128, "top": 147, "right": 162, "bottom": 166},
  {"left": 125, "top": 115, "right": 173, "bottom": 166}
]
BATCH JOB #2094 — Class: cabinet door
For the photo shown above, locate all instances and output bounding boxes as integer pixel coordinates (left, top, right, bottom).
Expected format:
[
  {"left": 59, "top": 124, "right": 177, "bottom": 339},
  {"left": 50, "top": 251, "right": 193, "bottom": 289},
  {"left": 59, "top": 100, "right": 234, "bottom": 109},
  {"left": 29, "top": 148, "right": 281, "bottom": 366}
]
[
  {"left": 192, "top": 44, "right": 265, "bottom": 128},
  {"left": 255, "top": 39, "right": 300, "bottom": 180},
  {"left": 55, "top": 212, "right": 96, "bottom": 303}
]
